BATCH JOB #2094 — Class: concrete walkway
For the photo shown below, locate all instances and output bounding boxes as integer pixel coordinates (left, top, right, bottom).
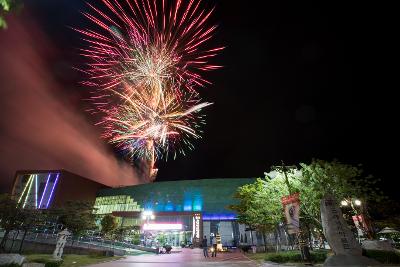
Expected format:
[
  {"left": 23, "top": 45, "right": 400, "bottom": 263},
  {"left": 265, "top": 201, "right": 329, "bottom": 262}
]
[{"left": 88, "top": 248, "right": 261, "bottom": 267}]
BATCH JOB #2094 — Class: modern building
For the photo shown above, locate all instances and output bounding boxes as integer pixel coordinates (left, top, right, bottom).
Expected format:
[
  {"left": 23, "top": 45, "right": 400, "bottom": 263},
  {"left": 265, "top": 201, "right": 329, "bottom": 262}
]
[
  {"left": 11, "top": 172, "right": 272, "bottom": 248},
  {"left": 11, "top": 169, "right": 108, "bottom": 209},
  {"left": 94, "top": 178, "right": 257, "bottom": 247}
]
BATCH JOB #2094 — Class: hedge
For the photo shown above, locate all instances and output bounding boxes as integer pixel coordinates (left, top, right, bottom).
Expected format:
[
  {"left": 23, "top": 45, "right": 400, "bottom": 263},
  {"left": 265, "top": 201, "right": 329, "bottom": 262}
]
[
  {"left": 264, "top": 250, "right": 328, "bottom": 263},
  {"left": 27, "top": 258, "right": 63, "bottom": 267},
  {"left": 264, "top": 249, "right": 400, "bottom": 264},
  {"left": 363, "top": 249, "right": 400, "bottom": 264}
]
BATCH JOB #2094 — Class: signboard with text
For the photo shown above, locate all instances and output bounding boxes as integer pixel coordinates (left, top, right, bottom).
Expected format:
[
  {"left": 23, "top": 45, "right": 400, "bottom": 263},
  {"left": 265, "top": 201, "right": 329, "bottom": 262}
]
[{"left": 192, "top": 213, "right": 202, "bottom": 245}]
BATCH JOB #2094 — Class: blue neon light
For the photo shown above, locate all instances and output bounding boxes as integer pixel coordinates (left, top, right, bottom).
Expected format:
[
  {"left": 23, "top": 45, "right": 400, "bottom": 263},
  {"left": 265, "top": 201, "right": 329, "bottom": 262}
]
[
  {"left": 193, "top": 194, "right": 202, "bottom": 211},
  {"left": 164, "top": 202, "right": 174, "bottom": 211},
  {"left": 141, "top": 189, "right": 205, "bottom": 212},
  {"left": 183, "top": 192, "right": 193, "bottom": 211},
  {"left": 202, "top": 213, "right": 237, "bottom": 221}
]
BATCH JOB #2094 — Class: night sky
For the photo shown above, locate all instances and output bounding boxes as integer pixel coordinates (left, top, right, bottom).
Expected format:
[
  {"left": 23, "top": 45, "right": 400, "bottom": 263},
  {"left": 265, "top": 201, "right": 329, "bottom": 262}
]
[{"left": 0, "top": 1, "right": 395, "bottom": 197}]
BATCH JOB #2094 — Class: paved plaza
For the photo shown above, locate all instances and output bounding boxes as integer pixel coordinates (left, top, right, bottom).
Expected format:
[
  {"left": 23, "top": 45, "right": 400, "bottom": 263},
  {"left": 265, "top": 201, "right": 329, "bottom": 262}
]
[
  {"left": 88, "top": 248, "right": 296, "bottom": 267},
  {"left": 88, "top": 248, "right": 256, "bottom": 267}
]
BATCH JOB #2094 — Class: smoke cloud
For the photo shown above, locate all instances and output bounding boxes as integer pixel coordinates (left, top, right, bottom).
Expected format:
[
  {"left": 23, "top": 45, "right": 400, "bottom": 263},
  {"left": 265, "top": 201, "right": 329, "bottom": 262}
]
[{"left": 0, "top": 17, "right": 145, "bottom": 192}]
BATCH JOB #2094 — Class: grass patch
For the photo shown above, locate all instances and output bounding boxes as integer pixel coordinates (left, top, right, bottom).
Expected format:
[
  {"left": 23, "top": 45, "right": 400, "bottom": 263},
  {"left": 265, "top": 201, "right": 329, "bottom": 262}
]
[
  {"left": 246, "top": 252, "right": 267, "bottom": 262},
  {"left": 24, "top": 254, "right": 124, "bottom": 267}
]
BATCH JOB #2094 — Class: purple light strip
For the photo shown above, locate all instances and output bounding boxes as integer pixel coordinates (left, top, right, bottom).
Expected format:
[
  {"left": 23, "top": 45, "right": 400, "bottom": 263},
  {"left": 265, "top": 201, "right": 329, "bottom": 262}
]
[
  {"left": 46, "top": 173, "right": 60, "bottom": 208},
  {"left": 35, "top": 174, "right": 38, "bottom": 208},
  {"left": 39, "top": 173, "right": 51, "bottom": 209}
]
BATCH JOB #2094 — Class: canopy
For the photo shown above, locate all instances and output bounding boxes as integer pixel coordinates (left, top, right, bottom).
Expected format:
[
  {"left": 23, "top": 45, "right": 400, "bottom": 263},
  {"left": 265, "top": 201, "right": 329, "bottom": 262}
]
[{"left": 377, "top": 227, "right": 400, "bottom": 234}]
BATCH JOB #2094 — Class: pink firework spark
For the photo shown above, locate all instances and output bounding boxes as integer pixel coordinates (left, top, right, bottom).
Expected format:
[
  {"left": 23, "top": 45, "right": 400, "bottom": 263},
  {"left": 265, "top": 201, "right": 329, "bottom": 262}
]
[
  {"left": 77, "top": 0, "right": 222, "bottom": 181},
  {"left": 77, "top": 0, "right": 223, "bottom": 93}
]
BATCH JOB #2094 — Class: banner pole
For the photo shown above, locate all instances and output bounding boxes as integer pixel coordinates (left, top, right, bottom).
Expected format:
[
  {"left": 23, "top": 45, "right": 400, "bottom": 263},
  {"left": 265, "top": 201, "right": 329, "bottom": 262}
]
[{"left": 280, "top": 161, "right": 312, "bottom": 265}]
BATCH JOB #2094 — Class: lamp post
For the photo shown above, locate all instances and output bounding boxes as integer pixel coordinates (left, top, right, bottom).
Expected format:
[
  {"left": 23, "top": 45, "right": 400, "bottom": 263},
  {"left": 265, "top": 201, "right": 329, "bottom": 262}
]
[
  {"left": 142, "top": 210, "right": 155, "bottom": 247},
  {"left": 340, "top": 198, "right": 371, "bottom": 239}
]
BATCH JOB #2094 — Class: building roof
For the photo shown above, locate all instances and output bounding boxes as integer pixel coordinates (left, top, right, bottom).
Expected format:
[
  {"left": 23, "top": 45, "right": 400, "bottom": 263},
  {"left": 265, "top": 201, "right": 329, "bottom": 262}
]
[{"left": 97, "top": 178, "right": 256, "bottom": 216}]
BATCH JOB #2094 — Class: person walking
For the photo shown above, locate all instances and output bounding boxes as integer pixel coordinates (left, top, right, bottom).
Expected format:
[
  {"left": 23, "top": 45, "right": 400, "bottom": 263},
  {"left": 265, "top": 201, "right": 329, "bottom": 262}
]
[
  {"left": 202, "top": 235, "right": 209, "bottom": 258},
  {"left": 211, "top": 235, "right": 217, "bottom": 257}
]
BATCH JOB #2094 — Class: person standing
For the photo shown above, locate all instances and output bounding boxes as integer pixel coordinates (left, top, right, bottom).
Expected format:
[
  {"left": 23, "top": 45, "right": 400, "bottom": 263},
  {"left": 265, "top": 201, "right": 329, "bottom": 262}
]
[
  {"left": 211, "top": 235, "right": 217, "bottom": 257},
  {"left": 202, "top": 235, "right": 209, "bottom": 257}
]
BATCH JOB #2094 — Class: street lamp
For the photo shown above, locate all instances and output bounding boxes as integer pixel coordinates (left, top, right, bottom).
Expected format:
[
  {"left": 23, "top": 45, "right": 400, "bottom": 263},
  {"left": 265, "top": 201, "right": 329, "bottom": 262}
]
[
  {"left": 340, "top": 198, "right": 372, "bottom": 238},
  {"left": 340, "top": 198, "right": 361, "bottom": 209},
  {"left": 142, "top": 210, "right": 155, "bottom": 221}
]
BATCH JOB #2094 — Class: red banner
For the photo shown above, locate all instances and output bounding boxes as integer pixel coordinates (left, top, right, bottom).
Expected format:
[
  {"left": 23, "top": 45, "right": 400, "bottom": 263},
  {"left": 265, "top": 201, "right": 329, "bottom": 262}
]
[
  {"left": 281, "top": 193, "right": 300, "bottom": 234},
  {"left": 352, "top": 214, "right": 371, "bottom": 237}
]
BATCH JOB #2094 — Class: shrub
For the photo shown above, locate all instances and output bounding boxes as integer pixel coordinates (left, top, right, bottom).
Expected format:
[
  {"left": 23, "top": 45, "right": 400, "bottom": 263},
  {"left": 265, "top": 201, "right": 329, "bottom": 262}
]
[
  {"left": 44, "top": 261, "right": 63, "bottom": 267},
  {"left": 239, "top": 245, "right": 252, "bottom": 253},
  {"left": 363, "top": 249, "right": 400, "bottom": 264},
  {"left": 28, "top": 258, "right": 62, "bottom": 267},
  {"left": 0, "top": 264, "right": 21, "bottom": 267},
  {"left": 265, "top": 251, "right": 302, "bottom": 263},
  {"left": 311, "top": 250, "right": 328, "bottom": 262},
  {"left": 264, "top": 250, "right": 328, "bottom": 263}
]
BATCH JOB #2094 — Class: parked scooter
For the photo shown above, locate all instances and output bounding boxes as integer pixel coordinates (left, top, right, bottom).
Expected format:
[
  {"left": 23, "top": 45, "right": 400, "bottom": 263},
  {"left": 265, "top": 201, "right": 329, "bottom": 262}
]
[
  {"left": 180, "top": 241, "right": 194, "bottom": 249},
  {"left": 158, "top": 244, "right": 172, "bottom": 254}
]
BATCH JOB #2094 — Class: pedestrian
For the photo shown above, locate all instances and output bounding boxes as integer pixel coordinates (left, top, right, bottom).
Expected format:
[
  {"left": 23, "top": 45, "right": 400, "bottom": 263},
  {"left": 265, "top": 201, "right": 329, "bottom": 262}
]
[
  {"left": 211, "top": 235, "right": 217, "bottom": 257},
  {"left": 202, "top": 235, "right": 209, "bottom": 257}
]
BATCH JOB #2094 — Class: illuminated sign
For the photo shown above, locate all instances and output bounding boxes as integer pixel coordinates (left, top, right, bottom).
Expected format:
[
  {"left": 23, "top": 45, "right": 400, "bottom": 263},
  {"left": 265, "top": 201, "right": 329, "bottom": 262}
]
[
  {"left": 143, "top": 223, "right": 182, "bottom": 231},
  {"left": 193, "top": 213, "right": 201, "bottom": 239},
  {"left": 202, "top": 213, "right": 236, "bottom": 220}
]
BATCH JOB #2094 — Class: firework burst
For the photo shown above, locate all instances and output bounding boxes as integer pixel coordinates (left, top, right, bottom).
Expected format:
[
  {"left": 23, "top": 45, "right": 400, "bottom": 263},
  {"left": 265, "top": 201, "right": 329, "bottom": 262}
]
[
  {"left": 100, "top": 84, "right": 212, "bottom": 161},
  {"left": 78, "top": 0, "right": 223, "bottom": 93},
  {"left": 78, "top": 0, "right": 222, "bottom": 180}
]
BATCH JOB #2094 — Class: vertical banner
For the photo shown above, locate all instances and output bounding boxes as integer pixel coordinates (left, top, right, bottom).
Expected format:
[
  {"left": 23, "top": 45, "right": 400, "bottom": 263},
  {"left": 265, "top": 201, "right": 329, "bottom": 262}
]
[
  {"left": 352, "top": 215, "right": 364, "bottom": 237},
  {"left": 192, "top": 213, "right": 202, "bottom": 245},
  {"left": 281, "top": 192, "right": 300, "bottom": 234},
  {"left": 352, "top": 214, "right": 372, "bottom": 237}
]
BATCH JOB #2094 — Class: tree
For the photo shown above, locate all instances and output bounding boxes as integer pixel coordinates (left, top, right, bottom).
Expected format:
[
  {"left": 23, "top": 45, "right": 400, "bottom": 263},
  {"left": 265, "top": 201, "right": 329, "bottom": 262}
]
[
  {"left": 156, "top": 233, "right": 167, "bottom": 246},
  {"left": 100, "top": 215, "right": 117, "bottom": 238},
  {"left": 230, "top": 159, "right": 384, "bottom": 252},
  {"left": 54, "top": 201, "right": 96, "bottom": 244},
  {"left": 229, "top": 178, "right": 285, "bottom": 251},
  {"left": 0, "top": 0, "right": 22, "bottom": 29},
  {"left": 16, "top": 208, "right": 50, "bottom": 253},
  {"left": 298, "top": 159, "right": 385, "bottom": 238},
  {"left": 0, "top": 194, "right": 27, "bottom": 252},
  {"left": 368, "top": 199, "right": 400, "bottom": 230}
]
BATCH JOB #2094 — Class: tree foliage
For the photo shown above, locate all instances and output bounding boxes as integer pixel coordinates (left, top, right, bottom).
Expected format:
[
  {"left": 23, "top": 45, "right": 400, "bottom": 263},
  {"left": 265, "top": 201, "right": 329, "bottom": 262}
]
[
  {"left": 0, "top": 194, "right": 23, "bottom": 229},
  {"left": 298, "top": 159, "right": 384, "bottom": 229},
  {"left": 54, "top": 201, "right": 97, "bottom": 237},
  {"left": 229, "top": 178, "right": 286, "bottom": 249},
  {"left": 0, "top": 194, "right": 25, "bottom": 251},
  {"left": 230, "top": 179, "right": 282, "bottom": 230},
  {"left": 230, "top": 159, "right": 385, "bottom": 244},
  {"left": 100, "top": 214, "right": 117, "bottom": 237},
  {"left": 0, "top": 0, "right": 20, "bottom": 29}
]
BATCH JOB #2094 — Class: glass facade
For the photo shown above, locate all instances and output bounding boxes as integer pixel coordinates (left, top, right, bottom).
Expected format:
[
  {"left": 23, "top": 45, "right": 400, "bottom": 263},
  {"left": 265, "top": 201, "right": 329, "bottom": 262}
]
[
  {"left": 95, "top": 178, "right": 257, "bottom": 247},
  {"left": 94, "top": 195, "right": 142, "bottom": 215}
]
